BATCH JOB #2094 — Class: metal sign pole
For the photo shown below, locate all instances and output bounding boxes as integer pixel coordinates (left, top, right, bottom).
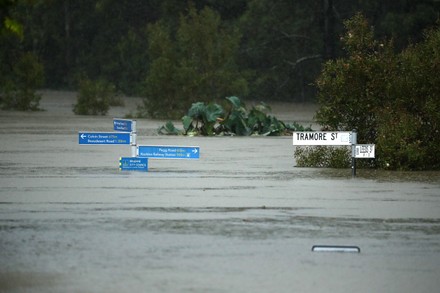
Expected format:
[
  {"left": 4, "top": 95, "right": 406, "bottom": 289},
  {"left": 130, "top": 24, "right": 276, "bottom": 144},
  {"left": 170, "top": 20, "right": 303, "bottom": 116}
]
[
  {"left": 131, "top": 120, "right": 137, "bottom": 157},
  {"left": 351, "top": 129, "right": 357, "bottom": 178}
]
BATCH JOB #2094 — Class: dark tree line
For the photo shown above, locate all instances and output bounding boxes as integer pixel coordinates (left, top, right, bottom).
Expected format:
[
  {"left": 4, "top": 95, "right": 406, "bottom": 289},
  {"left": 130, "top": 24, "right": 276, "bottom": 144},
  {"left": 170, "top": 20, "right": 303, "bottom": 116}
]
[{"left": 1, "top": 0, "right": 440, "bottom": 113}]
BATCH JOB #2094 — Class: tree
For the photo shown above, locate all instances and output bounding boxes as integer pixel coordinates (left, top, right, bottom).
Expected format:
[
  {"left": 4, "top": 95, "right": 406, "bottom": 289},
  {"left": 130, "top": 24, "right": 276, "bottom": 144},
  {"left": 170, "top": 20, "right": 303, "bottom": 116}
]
[
  {"left": 315, "top": 13, "right": 440, "bottom": 170},
  {"left": 315, "top": 13, "right": 395, "bottom": 143},
  {"left": 139, "top": 5, "right": 247, "bottom": 119},
  {"left": 376, "top": 24, "right": 440, "bottom": 170},
  {"left": 0, "top": 1, "right": 44, "bottom": 111},
  {"left": 3, "top": 0, "right": 440, "bottom": 104},
  {"left": 238, "top": 0, "right": 325, "bottom": 102},
  {"left": 73, "top": 77, "right": 121, "bottom": 115},
  {"left": 0, "top": 0, "right": 23, "bottom": 38}
]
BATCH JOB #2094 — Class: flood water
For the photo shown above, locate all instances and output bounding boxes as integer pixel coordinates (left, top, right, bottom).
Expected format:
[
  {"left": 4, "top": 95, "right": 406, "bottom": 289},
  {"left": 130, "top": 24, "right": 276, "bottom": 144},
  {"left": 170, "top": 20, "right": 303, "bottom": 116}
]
[{"left": 1, "top": 94, "right": 440, "bottom": 292}]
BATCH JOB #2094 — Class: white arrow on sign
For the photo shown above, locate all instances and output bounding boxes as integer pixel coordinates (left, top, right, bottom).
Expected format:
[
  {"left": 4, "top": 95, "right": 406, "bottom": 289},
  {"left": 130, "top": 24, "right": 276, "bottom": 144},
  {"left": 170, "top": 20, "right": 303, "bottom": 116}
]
[
  {"left": 80, "top": 133, "right": 86, "bottom": 139},
  {"left": 192, "top": 148, "right": 198, "bottom": 154}
]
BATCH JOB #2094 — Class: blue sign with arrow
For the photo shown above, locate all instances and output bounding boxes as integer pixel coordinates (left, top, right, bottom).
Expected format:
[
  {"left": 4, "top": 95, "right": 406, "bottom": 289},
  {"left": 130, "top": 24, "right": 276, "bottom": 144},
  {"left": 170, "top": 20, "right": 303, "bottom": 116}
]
[
  {"left": 113, "top": 119, "right": 133, "bottom": 132},
  {"left": 79, "top": 132, "right": 131, "bottom": 145},
  {"left": 119, "top": 157, "right": 148, "bottom": 171},
  {"left": 138, "top": 145, "right": 200, "bottom": 159}
]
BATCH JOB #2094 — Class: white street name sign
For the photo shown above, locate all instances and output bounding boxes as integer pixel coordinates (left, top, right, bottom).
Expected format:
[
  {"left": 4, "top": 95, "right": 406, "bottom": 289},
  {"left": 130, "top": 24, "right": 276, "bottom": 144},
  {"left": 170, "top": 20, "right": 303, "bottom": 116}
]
[
  {"left": 293, "top": 131, "right": 352, "bottom": 146},
  {"left": 355, "top": 144, "right": 375, "bottom": 158}
]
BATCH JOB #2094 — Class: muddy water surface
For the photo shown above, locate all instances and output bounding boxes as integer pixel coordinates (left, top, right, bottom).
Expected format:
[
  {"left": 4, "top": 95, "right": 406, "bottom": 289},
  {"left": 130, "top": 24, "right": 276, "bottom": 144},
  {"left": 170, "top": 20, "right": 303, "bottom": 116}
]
[{"left": 0, "top": 93, "right": 439, "bottom": 292}]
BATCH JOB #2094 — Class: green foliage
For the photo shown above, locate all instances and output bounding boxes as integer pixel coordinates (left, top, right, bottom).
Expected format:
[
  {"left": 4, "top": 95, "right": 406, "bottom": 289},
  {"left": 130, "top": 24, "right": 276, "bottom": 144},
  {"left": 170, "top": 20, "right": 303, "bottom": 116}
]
[
  {"left": 139, "top": 6, "right": 248, "bottom": 119},
  {"left": 294, "top": 146, "right": 351, "bottom": 168},
  {"left": 314, "top": 13, "right": 440, "bottom": 170},
  {"left": 3, "top": 17, "right": 23, "bottom": 39},
  {"left": 238, "top": 0, "right": 323, "bottom": 102},
  {"left": 221, "top": 96, "right": 251, "bottom": 135},
  {"left": 4, "top": 0, "right": 440, "bottom": 104},
  {"left": 376, "top": 108, "right": 425, "bottom": 170},
  {"left": 73, "top": 78, "right": 122, "bottom": 115},
  {"left": 159, "top": 96, "right": 311, "bottom": 136},
  {"left": 114, "top": 29, "right": 149, "bottom": 95},
  {"left": 315, "top": 13, "right": 396, "bottom": 143},
  {"left": 158, "top": 121, "right": 182, "bottom": 135},
  {"left": 375, "top": 25, "right": 440, "bottom": 170},
  {"left": 0, "top": 52, "right": 44, "bottom": 111},
  {"left": 183, "top": 102, "right": 224, "bottom": 136}
]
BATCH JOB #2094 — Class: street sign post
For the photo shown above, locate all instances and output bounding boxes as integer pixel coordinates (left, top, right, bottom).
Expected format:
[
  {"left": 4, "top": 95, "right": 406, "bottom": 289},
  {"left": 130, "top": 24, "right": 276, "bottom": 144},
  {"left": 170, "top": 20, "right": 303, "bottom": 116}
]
[
  {"left": 293, "top": 130, "right": 375, "bottom": 178},
  {"left": 137, "top": 145, "right": 200, "bottom": 160},
  {"left": 79, "top": 119, "right": 200, "bottom": 171},
  {"left": 355, "top": 144, "right": 375, "bottom": 158},
  {"left": 292, "top": 131, "right": 352, "bottom": 146},
  {"left": 119, "top": 157, "right": 148, "bottom": 172},
  {"left": 78, "top": 132, "right": 131, "bottom": 145},
  {"left": 113, "top": 119, "right": 134, "bottom": 132}
]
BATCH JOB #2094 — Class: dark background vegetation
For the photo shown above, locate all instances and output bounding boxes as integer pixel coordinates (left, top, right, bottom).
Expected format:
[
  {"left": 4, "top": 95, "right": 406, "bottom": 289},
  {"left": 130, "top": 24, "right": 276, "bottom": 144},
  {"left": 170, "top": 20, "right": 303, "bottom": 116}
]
[
  {"left": 1, "top": 0, "right": 440, "bottom": 170},
  {"left": 2, "top": 0, "right": 440, "bottom": 105}
]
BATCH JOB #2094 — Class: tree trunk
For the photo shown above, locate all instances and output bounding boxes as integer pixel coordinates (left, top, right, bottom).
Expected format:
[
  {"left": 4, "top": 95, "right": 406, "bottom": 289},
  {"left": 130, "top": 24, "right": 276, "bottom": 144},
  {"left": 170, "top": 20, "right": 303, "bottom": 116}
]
[
  {"left": 64, "top": 0, "right": 71, "bottom": 81},
  {"left": 323, "top": 0, "right": 335, "bottom": 59}
]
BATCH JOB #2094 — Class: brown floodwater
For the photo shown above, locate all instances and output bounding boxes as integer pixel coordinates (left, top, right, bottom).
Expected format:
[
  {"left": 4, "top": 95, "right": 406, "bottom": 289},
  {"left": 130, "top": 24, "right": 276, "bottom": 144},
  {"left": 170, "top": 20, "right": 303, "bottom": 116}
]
[{"left": 0, "top": 92, "right": 439, "bottom": 292}]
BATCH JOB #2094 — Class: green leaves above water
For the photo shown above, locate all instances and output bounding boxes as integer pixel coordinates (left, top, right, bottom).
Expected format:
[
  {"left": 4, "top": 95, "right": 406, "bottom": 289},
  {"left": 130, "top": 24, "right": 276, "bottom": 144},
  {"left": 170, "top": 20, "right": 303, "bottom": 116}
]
[{"left": 158, "top": 96, "right": 311, "bottom": 136}]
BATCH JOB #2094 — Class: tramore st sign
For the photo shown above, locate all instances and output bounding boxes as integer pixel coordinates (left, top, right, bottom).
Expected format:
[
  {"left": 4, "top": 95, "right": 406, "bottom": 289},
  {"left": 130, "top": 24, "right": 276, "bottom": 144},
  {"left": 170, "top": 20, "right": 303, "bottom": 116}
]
[{"left": 293, "top": 131, "right": 352, "bottom": 146}]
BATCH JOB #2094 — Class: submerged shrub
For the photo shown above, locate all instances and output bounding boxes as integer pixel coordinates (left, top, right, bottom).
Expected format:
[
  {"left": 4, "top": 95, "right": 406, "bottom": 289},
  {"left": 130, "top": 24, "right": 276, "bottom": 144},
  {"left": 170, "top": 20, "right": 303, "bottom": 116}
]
[
  {"left": 73, "top": 78, "right": 122, "bottom": 115},
  {"left": 294, "top": 146, "right": 351, "bottom": 168},
  {"left": 0, "top": 52, "right": 44, "bottom": 111}
]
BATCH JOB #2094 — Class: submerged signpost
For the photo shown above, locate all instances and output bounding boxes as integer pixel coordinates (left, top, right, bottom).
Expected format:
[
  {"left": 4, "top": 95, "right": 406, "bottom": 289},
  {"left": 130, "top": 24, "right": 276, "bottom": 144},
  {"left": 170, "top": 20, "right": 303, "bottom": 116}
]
[
  {"left": 78, "top": 132, "right": 131, "bottom": 145},
  {"left": 113, "top": 118, "right": 134, "bottom": 133},
  {"left": 292, "top": 131, "right": 352, "bottom": 146},
  {"left": 79, "top": 118, "right": 141, "bottom": 171},
  {"left": 119, "top": 157, "right": 148, "bottom": 172},
  {"left": 79, "top": 118, "right": 200, "bottom": 172},
  {"left": 355, "top": 144, "right": 375, "bottom": 158},
  {"left": 293, "top": 130, "right": 375, "bottom": 177},
  {"left": 137, "top": 145, "right": 200, "bottom": 160}
]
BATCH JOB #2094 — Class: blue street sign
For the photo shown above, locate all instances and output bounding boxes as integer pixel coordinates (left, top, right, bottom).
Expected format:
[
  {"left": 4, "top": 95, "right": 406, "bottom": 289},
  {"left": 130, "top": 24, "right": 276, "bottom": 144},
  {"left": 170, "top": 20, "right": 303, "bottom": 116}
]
[
  {"left": 138, "top": 145, "right": 200, "bottom": 159},
  {"left": 78, "top": 132, "right": 131, "bottom": 145},
  {"left": 113, "top": 119, "right": 133, "bottom": 132},
  {"left": 119, "top": 157, "right": 148, "bottom": 172}
]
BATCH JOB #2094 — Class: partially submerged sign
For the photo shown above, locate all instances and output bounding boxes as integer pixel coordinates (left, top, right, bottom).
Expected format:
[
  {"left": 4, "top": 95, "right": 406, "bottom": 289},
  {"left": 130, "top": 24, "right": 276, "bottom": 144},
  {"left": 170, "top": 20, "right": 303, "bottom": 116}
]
[
  {"left": 78, "top": 132, "right": 131, "bottom": 145},
  {"left": 113, "top": 118, "right": 134, "bottom": 132},
  {"left": 138, "top": 145, "right": 200, "bottom": 160},
  {"left": 293, "top": 130, "right": 375, "bottom": 177},
  {"left": 355, "top": 144, "right": 375, "bottom": 158},
  {"left": 312, "top": 245, "right": 361, "bottom": 253},
  {"left": 293, "top": 131, "right": 352, "bottom": 146},
  {"left": 119, "top": 157, "right": 148, "bottom": 172}
]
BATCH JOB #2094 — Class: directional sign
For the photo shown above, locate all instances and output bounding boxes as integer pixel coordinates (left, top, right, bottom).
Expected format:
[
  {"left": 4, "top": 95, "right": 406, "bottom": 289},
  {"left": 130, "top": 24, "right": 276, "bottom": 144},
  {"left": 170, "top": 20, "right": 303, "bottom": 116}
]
[
  {"left": 119, "top": 157, "right": 148, "bottom": 171},
  {"left": 78, "top": 132, "right": 131, "bottom": 145},
  {"left": 355, "top": 144, "right": 375, "bottom": 158},
  {"left": 138, "top": 145, "right": 200, "bottom": 160},
  {"left": 293, "top": 131, "right": 352, "bottom": 146},
  {"left": 113, "top": 119, "right": 134, "bottom": 132}
]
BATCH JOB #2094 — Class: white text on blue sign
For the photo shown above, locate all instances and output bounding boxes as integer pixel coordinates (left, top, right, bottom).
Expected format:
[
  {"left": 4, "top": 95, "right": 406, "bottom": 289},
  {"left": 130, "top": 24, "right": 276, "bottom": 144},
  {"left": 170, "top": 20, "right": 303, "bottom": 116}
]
[
  {"left": 137, "top": 145, "right": 200, "bottom": 159},
  {"left": 78, "top": 132, "right": 131, "bottom": 145},
  {"left": 119, "top": 157, "right": 148, "bottom": 171},
  {"left": 113, "top": 119, "right": 133, "bottom": 132}
]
